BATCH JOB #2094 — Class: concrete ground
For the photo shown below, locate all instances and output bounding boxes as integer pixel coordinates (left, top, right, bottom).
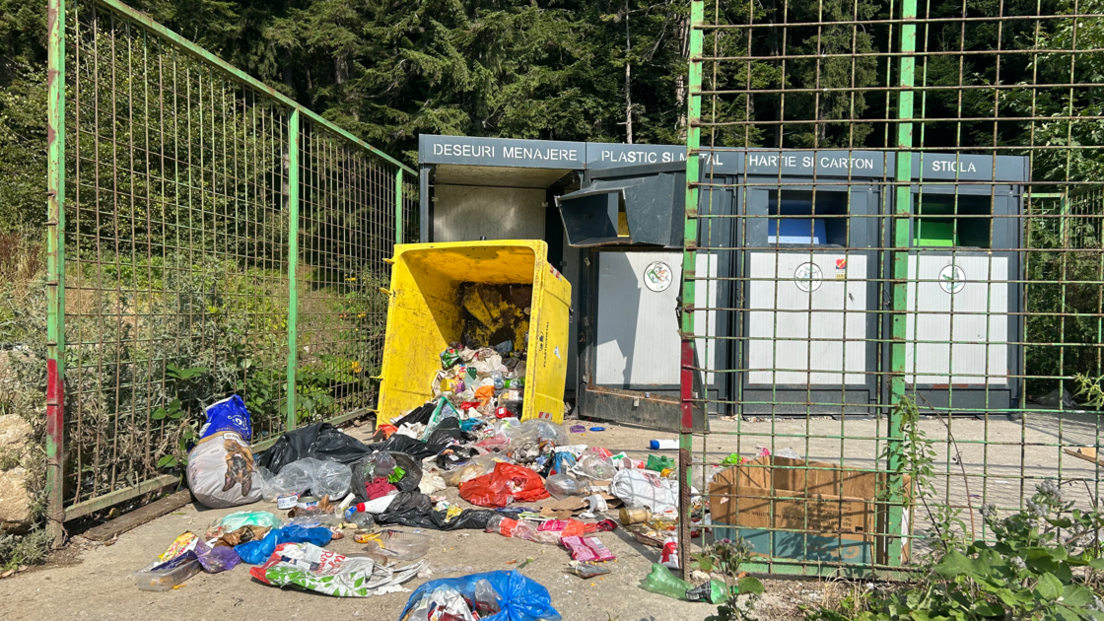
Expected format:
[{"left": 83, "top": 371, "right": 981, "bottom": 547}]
[{"left": 0, "top": 409, "right": 1097, "bottom": 620}]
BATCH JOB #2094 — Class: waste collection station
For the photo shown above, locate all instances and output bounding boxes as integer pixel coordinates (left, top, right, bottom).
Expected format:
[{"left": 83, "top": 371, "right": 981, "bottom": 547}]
[{"left": 135, "top": 138, "right": 1029, "bottom": 607}]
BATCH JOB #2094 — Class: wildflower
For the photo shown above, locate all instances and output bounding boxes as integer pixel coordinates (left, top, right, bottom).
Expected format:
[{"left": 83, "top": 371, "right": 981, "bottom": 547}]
[
  {"left": 980, "top": 503, "right": 997, "bottom": 519},
  {"left": 346, "top": 276, "right": 357, "bottom": 282},
  {"left": 1026, "top": 499, "right": 1048, "bottom": 519},
  {"left": 351, "top": 361, "right": 362, "bottom": 374},
  {"left": 1010, "top": 556, "right": 1026, "bottom": 570},
  {"left": 1038, "top": 480, "right": 1060, "bottom": 497}
]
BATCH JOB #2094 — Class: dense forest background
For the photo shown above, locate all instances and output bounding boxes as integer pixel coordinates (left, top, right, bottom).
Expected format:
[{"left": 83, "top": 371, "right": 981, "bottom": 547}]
[{"left": 1, "top": 0, "right": 1100, "bottom": 233}]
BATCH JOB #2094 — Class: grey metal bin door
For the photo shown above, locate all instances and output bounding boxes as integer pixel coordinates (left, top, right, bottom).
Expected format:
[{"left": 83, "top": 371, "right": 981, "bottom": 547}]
[
  {"left": 899, "top": 187, "right": 1022, "bottom": 412},
  {"left": 739, "top": 184, "right": 879, "bottom": 414},
  {"left": 595, "top": 251, "right": 682, "bottom": 389}
]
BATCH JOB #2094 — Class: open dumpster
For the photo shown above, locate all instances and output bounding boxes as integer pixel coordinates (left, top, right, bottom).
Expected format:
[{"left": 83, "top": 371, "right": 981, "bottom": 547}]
[{"left": 376, "top": 240, "right": 572, "bottom": 425}]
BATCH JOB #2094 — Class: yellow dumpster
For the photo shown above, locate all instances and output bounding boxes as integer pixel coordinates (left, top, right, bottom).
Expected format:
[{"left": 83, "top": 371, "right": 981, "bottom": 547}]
[{"left": 376, "top": 241, "right": 572, "bottom": 425}]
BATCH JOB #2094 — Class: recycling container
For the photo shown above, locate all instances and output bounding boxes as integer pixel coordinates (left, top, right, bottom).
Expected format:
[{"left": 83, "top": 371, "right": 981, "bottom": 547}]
[
  {"left": 897, "top": 153, "right": 1027, "bottom": 412},
  {"left": 737, "top": 150, "right": 888, "bottom": 415},
  {"left": 376, "top": 240, "right": 572, "bottom": 425}
]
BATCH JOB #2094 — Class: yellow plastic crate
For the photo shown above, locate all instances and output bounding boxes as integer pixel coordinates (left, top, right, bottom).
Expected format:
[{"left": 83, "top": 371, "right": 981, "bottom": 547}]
[{"left": 376, "top": 241, "right": 572, "bottom": 425}]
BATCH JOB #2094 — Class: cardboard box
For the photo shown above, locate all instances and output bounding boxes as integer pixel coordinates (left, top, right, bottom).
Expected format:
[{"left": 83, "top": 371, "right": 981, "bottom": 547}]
[{"left": 708, "top": 456, "right": 911, "bottom": 565}]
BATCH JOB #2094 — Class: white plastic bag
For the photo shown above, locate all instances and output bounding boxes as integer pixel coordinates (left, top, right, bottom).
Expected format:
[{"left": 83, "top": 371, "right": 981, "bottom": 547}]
[{"left": 610, "top": 469, "right": 683, "bottom": 513}]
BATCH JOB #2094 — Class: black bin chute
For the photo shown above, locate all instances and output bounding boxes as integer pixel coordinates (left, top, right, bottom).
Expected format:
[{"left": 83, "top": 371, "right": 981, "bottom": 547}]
[{"left": 555, "top": 161, "right": 686, "bottom": 248}]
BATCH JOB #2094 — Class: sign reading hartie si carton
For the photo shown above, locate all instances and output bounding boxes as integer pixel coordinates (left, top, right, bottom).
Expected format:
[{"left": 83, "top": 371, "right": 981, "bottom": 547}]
[{"left": 744, "top": 150, "right": 889, "bottom": 177}]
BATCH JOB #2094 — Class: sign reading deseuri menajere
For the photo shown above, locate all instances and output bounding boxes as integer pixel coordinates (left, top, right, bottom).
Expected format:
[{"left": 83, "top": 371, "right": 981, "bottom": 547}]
[{"left": 424, "top": 136, "right": 586, "bottom": 168}]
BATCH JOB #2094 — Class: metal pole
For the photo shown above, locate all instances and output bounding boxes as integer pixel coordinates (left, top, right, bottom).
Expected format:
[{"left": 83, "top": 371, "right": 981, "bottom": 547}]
[
  {"left": 395, "top": 168, "right": 404, "bottom": 244},
  {"left": 45, "top": 0, "right": 67, "bottom": 545},
  {"left": 286, "top": 108, "right": 300, "bottom": 432},
  {"left": 678, "top": 0, "right": 705, "bottom": 580},
  {"left": 888, "top": 0, "right": 917, "bottom": 570}
]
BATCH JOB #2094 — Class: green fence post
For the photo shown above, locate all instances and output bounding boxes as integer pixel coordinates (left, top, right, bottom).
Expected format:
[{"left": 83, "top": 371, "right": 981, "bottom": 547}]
[
  {"left": 678, "top": 0, "right": 705, "bottom": 579},
  {"left": 45, "top": 0, "right": 67, "bottom": 544},
  {"left": 888, "top": 0, "right": 918, "bottom": 570},
  {"left": 286, "top": 108, "right": 300, "bottom": 432},
  {"left": 396, "top": 168, "right": 404, "bottom": 244}
]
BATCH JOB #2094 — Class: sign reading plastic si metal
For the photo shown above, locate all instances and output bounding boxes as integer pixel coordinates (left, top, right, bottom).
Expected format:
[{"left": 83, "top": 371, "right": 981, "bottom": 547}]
[
  {"left": 794, "top": 262, "right": 823, "bottom": 292},
  {"left": 939, "top": 264, "right": 966, "bottom": 294},
  {"left": 643, "top": 261, "right": 673, "bottom": 292}
]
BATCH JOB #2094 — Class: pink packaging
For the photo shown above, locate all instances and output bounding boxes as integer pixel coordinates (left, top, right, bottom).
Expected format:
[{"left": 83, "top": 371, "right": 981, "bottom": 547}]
[{"left": 561, "top": 536, "right": 615, "bottom": 562}]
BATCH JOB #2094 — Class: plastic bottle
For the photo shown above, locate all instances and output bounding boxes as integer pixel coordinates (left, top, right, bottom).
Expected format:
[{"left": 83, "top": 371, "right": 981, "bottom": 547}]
[
  {"left": 650, "top": 439, "right": 678, "bottom": 450},
  {"left": 504, "top": 377, "right": 524, "bottom": 389},
  {"left": 491, "top": 371, "right": 505, "bottom": 392},
  {"left": 639, "top": 563, "right": 693, "bottom": 600},
  {"left": 345, "top": 509, "right": 375, "bottom": 529},
  {"left": 485, "top": 515, "right": 561, "bottom": 545}
]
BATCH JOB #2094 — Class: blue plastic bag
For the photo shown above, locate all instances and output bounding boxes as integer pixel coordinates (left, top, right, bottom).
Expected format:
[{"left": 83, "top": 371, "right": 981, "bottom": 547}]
[
  {"left": 398, "top": 570, "right": 561, "bottom": 621},
  {"left": 200, "top": 395, "right": 252, "bottom": 441},
  {"left": 551, "top": 452, "right": 576, "bottom": 476},
  {"left": 235, "top": 524, "right": 332, "bottom": 565}
]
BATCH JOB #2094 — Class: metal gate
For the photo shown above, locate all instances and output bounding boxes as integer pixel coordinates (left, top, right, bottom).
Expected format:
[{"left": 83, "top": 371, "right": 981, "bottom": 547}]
[
  {"left": 679, "top": 0, "right": 1104, "bottom": 576},
  {"left": 45, "top": 0, "right": 417, "bottom": 540}
]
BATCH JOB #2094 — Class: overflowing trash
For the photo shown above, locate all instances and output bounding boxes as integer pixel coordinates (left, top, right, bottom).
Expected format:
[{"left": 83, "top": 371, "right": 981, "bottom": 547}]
[{"left": 149, "top": 244, "right": 755, "bottom": 616}]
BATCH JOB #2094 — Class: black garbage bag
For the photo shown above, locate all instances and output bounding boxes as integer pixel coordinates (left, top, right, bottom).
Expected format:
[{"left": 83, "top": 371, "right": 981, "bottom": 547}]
[
  {"left": 385, "top": 490, "right": 434, "bottom": 513},
  {"left": 374, "top": 506, "right": 497, "bottom": 531},
  {"left": 257, "top": 422, "right": 372, "bottom": 473},
  {"left": 436, "top": 446, "right": 480, "bottom": 471},
  {"left": 367, "top": 434, "right": 446, "bottom": 462},
  {"left": 391, "top": 401, "right": 436, "bottom": 428},
  {"left": 350, "top": 451, "right": 425, "bottom": 502},
  {"left": 426, "top": 417, "right": 464, "bottom": 446}
]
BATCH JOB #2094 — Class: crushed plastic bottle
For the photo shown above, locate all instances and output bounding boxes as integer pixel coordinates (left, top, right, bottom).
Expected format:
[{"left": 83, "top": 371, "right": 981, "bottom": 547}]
[{"left": 485, "top": 515, "right": 562, "bottom": 545}]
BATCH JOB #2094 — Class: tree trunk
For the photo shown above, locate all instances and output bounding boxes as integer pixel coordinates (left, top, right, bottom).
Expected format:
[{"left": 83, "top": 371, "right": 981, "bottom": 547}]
[
  {"left": 676, "top": 13, "right": 689, "bottom": 140},
  {"left": 624, "top": 4, "right": 633, "bottom": 144}
]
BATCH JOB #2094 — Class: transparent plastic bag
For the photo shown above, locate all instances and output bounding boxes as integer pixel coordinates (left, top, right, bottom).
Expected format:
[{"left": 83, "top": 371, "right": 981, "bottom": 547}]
[
  {"left": 257, "top": 465, "right": 279, "bottom": 501},
  {"left": 445, "top": 454, "right": 510, "bottom": 487},
  {"left": 205, "top": 511, "right": 282, "bottom": 539},
  {"left": 270, "top": 461, "right": 315, "bottom": 496},
  {"left": 271, "top": 457, "right": 351, "bottom": 499},
  {"left": 314, "top": 460, "right": 352, "bottom": 498},
  {"left": 574, "top": 453, "right": 616, "bottom": 480},
  {"left": 366, "top": 451, "right": 397, "bottom": 480},
  {"left": 545, "top": 474, "right": 580, "bottom": 500}
]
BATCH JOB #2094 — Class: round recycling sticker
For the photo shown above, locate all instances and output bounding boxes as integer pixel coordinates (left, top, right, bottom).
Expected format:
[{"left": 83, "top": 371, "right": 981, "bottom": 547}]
[
  {"left": 794, "top": 262, "right": 823, "bottom": 292},
  {"left": 939, "top": 264, "right": 966, "bottom": 294},
  {"left": 643, "top": 261, "right": 673, "bottom": 292}
]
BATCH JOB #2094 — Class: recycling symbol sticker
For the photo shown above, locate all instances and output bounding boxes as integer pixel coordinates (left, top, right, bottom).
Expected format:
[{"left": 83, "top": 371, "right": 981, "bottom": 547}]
[
  {"left": 643, "top": 261, "right": 673, "bottom": 293},
  {"left": 794, "top": 262, "right": 823, "bottom": 292},
  {"left": 939, "top": 264, "right": 966, "bottom": 294}
]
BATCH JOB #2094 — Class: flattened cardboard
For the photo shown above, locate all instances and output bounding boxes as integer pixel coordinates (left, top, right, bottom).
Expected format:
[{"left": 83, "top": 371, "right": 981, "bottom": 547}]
[{"left": 708, "top": 456, "right": 911, "bottom": 565}]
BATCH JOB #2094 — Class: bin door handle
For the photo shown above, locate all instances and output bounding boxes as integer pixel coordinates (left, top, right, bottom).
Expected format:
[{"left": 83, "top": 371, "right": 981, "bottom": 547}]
[{"left": 379, "top": 287, "right": 392, "bottom": 296}]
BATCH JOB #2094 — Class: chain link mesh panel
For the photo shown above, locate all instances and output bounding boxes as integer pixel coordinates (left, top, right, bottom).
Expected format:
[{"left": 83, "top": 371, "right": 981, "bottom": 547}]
[
  {"left": 49, "top": 0, "right": 415, "bottom": 522},
  {"left": 681, "top": 0, "right": 1103, "bottom": 577}
]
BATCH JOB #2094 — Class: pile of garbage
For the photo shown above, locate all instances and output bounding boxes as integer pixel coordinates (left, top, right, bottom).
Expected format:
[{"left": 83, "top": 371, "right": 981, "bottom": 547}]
[{"left": 143, "top": 350, "right": 702, "bottom": 617}]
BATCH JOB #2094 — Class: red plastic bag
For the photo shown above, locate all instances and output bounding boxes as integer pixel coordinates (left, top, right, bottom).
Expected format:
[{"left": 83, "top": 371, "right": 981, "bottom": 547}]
[{"left": 459, "top": 462, "right": 550, "bottom": 508}]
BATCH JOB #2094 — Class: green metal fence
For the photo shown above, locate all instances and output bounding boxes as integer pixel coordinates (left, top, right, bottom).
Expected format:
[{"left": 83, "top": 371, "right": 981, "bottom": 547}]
[
  {"left": 680, "top": 0, "right": 1103, "bottom": 576},
  {"left": 45, "top": 0, "right": 416, "bottom": 539}
]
